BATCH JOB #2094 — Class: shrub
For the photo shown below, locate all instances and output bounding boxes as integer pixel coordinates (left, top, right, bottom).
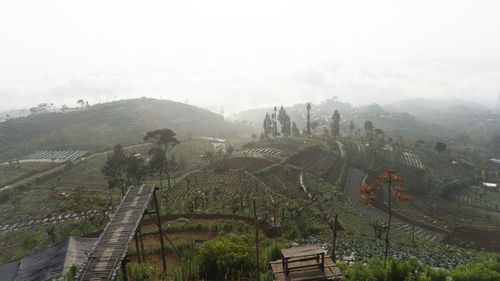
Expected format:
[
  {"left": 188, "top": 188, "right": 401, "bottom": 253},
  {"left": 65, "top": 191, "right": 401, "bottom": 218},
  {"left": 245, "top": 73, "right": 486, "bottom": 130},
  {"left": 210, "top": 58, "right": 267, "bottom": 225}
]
[
  {"left": 197, "top": 234, "right": 255, "bottom": 280},
  {"left": 127, "top": 263, "right": 157, "bottom": 281},
  {"left": 222, "top": 220, "right": 234, "bottom": 232},
  {"left": 63, "top": 265, "right": 79, "bottom": 281},
  {"left": 266, "top": 242, "right": 283, "bottom": 262},
  {"left": 347, "top": 262, "right": 374, "bottom": 281},
  {"left": 367, "top": 257, "right": 386, "bottom": 281},
  {"left": 450, "top": 256, "right": 500, "bottom": 281}
]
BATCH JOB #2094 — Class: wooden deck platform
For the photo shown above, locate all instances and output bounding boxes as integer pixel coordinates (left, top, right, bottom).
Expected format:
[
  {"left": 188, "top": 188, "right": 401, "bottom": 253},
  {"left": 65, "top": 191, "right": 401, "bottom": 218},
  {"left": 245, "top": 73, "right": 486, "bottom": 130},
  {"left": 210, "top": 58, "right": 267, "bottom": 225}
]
[{"left": 271, "top": 257, "right": 344, "bottom": 281}]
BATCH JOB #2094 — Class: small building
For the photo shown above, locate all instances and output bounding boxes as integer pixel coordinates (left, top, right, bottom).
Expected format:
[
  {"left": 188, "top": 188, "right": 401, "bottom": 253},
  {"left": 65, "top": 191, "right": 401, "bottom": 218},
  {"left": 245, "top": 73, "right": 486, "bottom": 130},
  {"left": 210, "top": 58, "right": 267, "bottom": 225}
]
[
  {"left": 458, "top": 159, "right": 474, "bottom": 169},
  {"left": 482, "top": 182, "right": 498, "bottom": 188},
  {"left": 0, "top": 237, "right": 96, "bottom": 281},
  {"left": 491, "top": 158, "right": 500, "bottom": 165}
]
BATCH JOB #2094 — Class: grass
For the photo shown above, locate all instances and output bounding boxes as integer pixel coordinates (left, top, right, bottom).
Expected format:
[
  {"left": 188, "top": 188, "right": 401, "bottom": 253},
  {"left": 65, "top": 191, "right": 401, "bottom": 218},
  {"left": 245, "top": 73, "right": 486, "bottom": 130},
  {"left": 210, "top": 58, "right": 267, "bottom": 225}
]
[
  {"left": 0, "top": 162, "right": 57, "bottom": 186},
  {"left": 0, "top": 139, "right": 218, "bottom": 224},
  {"left": 0, "top": 215, "right": 108, "bottom": 264}
]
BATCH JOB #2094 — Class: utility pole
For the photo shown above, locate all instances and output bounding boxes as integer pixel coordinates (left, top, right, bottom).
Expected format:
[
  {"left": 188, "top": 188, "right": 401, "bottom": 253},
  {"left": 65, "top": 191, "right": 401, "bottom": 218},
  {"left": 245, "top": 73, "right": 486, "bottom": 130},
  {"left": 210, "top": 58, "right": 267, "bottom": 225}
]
[
  {"left": 153, "top": 188, "right": 167, "bottom": 272},
  {"left": 332, "top": 214, "right": 338, "bottom": 262},
  {"left": 496, "top": 91, "right": 500, "bottom": 114},
  {"left": 254, "top": 200, "right": 260, "bottom": 281}
]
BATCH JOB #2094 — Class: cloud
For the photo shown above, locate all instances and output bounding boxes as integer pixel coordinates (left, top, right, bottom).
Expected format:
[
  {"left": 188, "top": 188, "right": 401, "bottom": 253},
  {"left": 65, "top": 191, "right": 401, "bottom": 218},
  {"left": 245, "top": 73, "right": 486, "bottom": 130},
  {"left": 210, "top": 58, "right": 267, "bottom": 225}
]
[{"left": 0, "top": 58, "right": 499, "bottom": 113}]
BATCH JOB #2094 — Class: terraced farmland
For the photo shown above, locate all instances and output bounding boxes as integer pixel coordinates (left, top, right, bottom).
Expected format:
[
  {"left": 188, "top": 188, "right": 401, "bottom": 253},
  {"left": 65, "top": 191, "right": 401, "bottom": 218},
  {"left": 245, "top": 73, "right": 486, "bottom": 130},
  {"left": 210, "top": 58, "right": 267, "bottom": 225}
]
[
  {"left": 256, "top": 165, "right": 301, "bottom": 195},
  {"left": 0, "top": 209, "right": 109, "bottom": 234},
  {"left": 209, "top": 157, "right": 273, "bottom": 172},
  {"left": 3, "top": 150, "right": 89, "bottom": 164},
  {"left": 402, "top": 151, "right": 425, "bottom": 169},
  {"left": 238, "top": 147, "right": 287, "bottom": 159},
  {"left": 286, "top": 144, "right": 344, "bottom": 185},
  {"left": 166, "top": 170, "right": 285, "bottom": 217},
  {"left": 343, "top": 168, "right": 446, "bottom": 243},
  {"left": 450, "top": 226, "right": 500, "bottom": 252}
]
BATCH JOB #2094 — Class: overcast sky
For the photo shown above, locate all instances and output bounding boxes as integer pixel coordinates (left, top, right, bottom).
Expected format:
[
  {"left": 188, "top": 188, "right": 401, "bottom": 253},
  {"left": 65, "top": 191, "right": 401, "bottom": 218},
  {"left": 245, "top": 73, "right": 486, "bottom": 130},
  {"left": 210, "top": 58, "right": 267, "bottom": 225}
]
[{"left": 1, "top": 0, "right": 500, "bottom": 113}]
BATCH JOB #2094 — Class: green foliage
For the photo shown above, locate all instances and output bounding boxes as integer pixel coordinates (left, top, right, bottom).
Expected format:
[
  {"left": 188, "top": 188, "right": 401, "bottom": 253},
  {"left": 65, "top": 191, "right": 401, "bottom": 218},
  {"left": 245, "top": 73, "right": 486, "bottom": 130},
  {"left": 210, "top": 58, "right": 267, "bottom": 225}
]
[
  {"left": 171, "top": 241, "right": 199, "bottom": 281},
  {"left": 253, "top": 163, "right": 281, "bottom": 176},
  {"left": 265, "top": 242, "right": 285, "bottom": 262},
  {"left": 331, "top": 110, "right": 341, "bottom": 138},
  {"left": 263, "top": 113, "right": 272, "bottom": 139},
  {"left": 101, "top": 143, "right": 128, "bottom": 195},
  {"left": 0, "top": 98, "right": 242, "bottom": 162},
  {"left": 340, "top": 258, "right": 422, "bottom": 281},
  {"left": 386, "top": 258, "right": 414, "bottom": 281},
  {"left": 451, "top": 256, "right": 500, "bottom": 281},
  {"left": 197, "top": 234, "right": 256, "bottom": 280},
  {"left": 63, "top": 265, "right": 79, "bottom": 281},
  {"left": 337, "top": 255, "right": 500, "bottom": 281},
  {"left": 425, "top": 266, "right": 447, "bottom": 281},
  {"left": 347, "top": 262, "right": 375, "bottom": 281},
  {"left": 127, "top": 263, "right": 158, "bottom": 281},
  {"left": 260, "top": 271, "right": 274, "bottom": 281}
]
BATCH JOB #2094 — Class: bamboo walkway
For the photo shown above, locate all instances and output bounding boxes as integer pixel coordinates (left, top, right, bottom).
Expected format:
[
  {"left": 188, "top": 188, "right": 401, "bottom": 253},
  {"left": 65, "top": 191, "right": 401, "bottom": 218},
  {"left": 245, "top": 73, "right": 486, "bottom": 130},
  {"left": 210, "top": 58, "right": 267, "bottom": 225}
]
[{"left": 75, "top": 185, "right": 155, "bottom": 281}]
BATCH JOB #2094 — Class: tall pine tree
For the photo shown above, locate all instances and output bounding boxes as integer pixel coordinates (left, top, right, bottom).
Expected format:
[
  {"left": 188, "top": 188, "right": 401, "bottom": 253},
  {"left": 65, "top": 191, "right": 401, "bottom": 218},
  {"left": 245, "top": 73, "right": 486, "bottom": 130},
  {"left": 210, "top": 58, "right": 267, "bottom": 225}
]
[{"left": 331, "top": 110, "right": 340, "bottom": 138}]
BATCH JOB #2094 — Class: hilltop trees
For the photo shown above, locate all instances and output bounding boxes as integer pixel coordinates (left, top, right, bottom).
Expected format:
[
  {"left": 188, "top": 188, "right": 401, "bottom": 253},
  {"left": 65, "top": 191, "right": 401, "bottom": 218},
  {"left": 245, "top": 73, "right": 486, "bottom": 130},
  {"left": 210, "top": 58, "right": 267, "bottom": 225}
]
[
  {"left": 29, "top": 103, "right": 50, "bottom": 115},
  {"left": 306, "top": 103, "right": 312, "bottom": 137},
  {"left": 349, "top": 120, "right": 355, "bottom": 137},
  {"left": 278, "top": 106, "right": 291, "bottom": 138},
  {"left": 331, "top": 110, "right": 340, "bottom": 138},
  {"left": 263, "top": 113, "right": 272, "bottom": 139},
  {"left": 356, "top": 168, "right": 413, "bottom": 261},
  {"left": 101, "top": 144, "right": 128, "bottom": 198},
  {"left": 364, "top": 120, "right": 374, "bottom": 139},
  {"left": 125, "top": 154, "right": 148, "bottom": 186},
  {"left": 143, "top": 129, "right": 180, "bottom": 192},
  {"left": 271, "top": 106, "right": 279, "bottom": 138},
  {"left": 149, "top": 147, "right": 168, "bottom": 189},
  {"left": 292, "top": 121, "right": 300, "bottom": 137},
  {"left": 434, "top": 142, "right": 447, "bottom": 153},
  {"left": 262, "top": 106, "right": 293, "bottom": 139},
  {"left": 102, "top": 144, "right": 149, "bottom": 205}
]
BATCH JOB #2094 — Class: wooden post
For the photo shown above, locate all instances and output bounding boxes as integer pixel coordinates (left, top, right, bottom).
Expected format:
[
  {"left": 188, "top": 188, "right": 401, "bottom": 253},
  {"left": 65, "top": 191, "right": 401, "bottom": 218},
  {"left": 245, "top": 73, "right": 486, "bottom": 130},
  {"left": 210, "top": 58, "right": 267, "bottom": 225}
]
[
  {"left": 321, "top": 253, "right": 325, "bottom": 272},
  {"left": 332, "top": 213, "right": 338, "bottom": 262},
  {"left": 411, "top": 226, "right": 415, "bottom": 243},
  {"left": 122, "top": 258, "right": 129, "bottom": 281},
  {"left": 153, "top": 188, "right": 167, "bottom": 272},
  {"left": 138, "top": 226, "right": 146, "bottom": 262},
  {"left": 254, "top": 200, "right": 260, "bottom": 281},
  {"left": 134, "top": 232, "right": 141, "bottom": 264}
]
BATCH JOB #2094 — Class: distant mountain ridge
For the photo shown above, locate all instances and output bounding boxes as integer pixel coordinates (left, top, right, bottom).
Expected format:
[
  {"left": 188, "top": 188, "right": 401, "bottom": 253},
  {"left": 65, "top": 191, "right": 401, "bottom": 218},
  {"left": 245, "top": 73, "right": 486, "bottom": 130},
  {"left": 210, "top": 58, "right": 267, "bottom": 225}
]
[
  {"left": 233, "top": 98, "right": 353, "bottom": 124},
  {"left": 384, "top": 98, "right": 490, "bottom": 116}
]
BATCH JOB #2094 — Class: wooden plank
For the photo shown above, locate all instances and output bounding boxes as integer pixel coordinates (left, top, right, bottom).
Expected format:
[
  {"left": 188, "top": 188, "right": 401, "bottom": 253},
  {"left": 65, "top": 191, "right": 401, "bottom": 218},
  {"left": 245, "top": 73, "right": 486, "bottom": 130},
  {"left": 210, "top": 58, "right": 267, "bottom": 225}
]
[
  {"left": 271, "top": 256, "right": 344, "bottom": 281},
  {"left": 282, "top": 245, "right": 324, "bottom": 258}
]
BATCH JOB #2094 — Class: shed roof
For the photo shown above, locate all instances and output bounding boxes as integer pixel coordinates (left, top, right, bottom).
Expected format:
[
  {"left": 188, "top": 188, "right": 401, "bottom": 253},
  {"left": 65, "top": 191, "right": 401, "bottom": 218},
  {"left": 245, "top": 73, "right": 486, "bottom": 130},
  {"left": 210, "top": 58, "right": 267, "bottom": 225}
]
[{"left": 12, "top": 237, "right": 96, "bottom": 281}]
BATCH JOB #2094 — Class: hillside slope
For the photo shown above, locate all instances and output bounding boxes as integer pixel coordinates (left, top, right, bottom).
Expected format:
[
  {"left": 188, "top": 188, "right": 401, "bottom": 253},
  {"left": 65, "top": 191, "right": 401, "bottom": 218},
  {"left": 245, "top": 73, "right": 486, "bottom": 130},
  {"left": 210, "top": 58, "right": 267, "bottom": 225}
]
[{"left": 0, "top": 98, "right": 243, "bottom": 161}]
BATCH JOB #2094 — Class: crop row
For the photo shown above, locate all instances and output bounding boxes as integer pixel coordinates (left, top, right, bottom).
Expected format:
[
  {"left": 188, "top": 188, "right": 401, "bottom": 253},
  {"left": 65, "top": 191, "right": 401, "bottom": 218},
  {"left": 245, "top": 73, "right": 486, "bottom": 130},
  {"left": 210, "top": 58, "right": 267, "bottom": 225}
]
[
  {"left": 295, "top": 237, "right": 474, "bottom": 270},
  {"left": 0, "top": 209, "right": 108, "bottom": 234},
  {"left": 403, "top": 151, "right": 425, "bottom": 169}
]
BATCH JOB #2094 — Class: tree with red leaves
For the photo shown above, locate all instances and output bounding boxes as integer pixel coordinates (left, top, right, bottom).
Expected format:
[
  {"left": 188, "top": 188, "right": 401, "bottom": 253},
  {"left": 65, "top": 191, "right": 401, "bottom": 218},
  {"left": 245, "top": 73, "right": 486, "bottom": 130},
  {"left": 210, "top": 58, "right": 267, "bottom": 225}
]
[{"left": 356, "top": 168, "right": 414, "bottom": 261}]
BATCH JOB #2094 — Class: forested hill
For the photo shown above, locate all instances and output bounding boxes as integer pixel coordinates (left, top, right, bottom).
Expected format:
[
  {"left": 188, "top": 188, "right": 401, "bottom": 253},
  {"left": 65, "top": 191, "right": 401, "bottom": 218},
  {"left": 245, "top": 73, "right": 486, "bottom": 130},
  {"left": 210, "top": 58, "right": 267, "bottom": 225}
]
[{"left": 0, "top": 98, "right": 242, "bottom": 161}]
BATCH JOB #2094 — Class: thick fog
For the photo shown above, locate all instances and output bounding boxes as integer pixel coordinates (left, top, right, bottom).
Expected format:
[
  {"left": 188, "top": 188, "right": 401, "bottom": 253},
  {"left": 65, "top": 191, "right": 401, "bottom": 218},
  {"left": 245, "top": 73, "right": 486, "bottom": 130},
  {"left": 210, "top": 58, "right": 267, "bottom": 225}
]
[{"left": 1, "top": 0, "right": 500, "bottom": 113}]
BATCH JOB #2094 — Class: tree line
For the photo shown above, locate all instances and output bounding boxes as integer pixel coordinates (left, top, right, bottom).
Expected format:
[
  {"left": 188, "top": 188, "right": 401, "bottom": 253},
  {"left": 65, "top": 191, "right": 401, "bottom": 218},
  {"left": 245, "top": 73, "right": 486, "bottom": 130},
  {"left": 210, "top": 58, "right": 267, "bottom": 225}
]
[
  {"left": 101, "top": 128, "right": 184, "bottom": 208},
  {"left": 262, "top": 103, "right": 343, "bottom": 139}
]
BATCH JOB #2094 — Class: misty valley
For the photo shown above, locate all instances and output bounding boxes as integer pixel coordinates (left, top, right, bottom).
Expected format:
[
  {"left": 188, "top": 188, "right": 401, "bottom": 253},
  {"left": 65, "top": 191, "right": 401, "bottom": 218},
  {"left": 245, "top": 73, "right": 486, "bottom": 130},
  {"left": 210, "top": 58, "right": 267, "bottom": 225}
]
[{"left": 0, "top": 97, "right": 499, "bottom": 280}]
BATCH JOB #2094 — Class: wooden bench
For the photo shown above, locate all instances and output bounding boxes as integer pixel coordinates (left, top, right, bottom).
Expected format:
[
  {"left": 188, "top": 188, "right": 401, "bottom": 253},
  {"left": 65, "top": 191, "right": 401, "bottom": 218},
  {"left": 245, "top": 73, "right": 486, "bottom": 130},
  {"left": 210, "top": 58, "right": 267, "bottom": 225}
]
[{"left": 282, "top": 245, "right": 325, "bottom": 275}]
